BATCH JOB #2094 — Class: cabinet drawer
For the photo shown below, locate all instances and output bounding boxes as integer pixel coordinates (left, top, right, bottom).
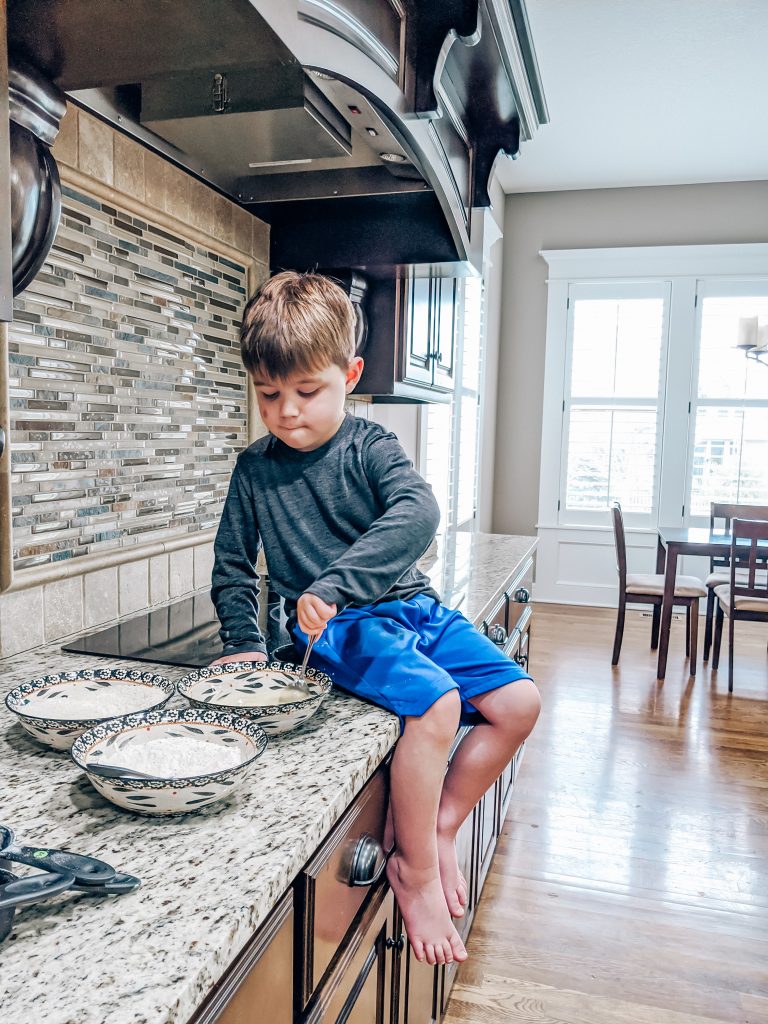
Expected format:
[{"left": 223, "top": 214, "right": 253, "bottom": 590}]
[{"left": 297, "top": 767, "right": 389, "bottom": 1006}]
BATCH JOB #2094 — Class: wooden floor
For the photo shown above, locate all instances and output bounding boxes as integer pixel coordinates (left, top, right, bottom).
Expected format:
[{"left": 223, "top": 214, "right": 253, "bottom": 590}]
[{"left": 444, "top": 605, "right": 768, "bottom": 1024}]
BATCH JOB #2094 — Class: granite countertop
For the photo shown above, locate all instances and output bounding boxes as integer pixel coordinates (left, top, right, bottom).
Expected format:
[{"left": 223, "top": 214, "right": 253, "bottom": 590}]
[{"left": 0, "top": 531, "right": 536, "bottom": 1024}]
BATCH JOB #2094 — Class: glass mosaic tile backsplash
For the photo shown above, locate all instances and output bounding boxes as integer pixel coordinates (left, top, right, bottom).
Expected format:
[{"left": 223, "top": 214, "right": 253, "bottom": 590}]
[{"left": 8, "top": 184, "right": 249, "bottom": 572}]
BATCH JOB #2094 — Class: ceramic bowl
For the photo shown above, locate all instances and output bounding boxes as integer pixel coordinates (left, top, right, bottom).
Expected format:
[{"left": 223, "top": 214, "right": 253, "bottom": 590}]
[
  {"left": 70, "top": 707, "right": 268, "bottom": 815},
  {"left": 177, "top": 660, "right": 333, "bottom": 735},
  {"left": 4, "top": 668, "right": 175, "bottom": 751}
]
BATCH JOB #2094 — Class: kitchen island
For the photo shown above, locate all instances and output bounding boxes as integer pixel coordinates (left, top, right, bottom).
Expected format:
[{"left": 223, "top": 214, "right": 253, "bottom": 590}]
[{"left": 0, "top": 532, "right": 536, "bottom": 1024}]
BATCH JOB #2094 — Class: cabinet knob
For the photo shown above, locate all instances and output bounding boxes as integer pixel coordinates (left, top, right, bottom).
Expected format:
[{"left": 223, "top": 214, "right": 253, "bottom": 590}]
[
  {"left": 348, "top": 833, "right": 387, "bottom": 887},
  {"left": 488, "top": 623, "right": 507, "bottom": 646},
  {"left": 514, "top": 652, "right": 529, "bottom": 671},
  {"left": 386, "top": 933, "right": 406, "bottom": 952},
  {"left": 513, "top": 587, "right": 530, "bottom": 603}
]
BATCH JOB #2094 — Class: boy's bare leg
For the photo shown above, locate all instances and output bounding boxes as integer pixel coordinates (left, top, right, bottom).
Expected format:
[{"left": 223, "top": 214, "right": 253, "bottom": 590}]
[
  {"left": 386, "top": 691, "right": 468, "bottom": 967},
  {"left": 436, "top": 679, "right": 541, "bottom": 916}
]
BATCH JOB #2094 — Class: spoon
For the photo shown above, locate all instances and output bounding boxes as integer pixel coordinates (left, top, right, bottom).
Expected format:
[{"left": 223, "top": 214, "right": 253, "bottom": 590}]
[
  {"left": 296, "top": 633, "right": 317, "bottom": 693},
  {"left": 84, "top": 762, "right": 158, "bottom": 781}
]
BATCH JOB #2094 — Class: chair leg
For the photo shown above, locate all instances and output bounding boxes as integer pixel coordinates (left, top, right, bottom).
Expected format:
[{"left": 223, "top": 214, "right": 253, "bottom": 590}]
[
  {"left": 712, "top": 606, "right": 724, "bottom": 670},
  {"left": 612, "top": 596, "right": 626, "bottom": 666},
  {"left": 703, "top": 588, "right": 715, "bottom": 661},
  {"left": 688, "top": 602, "right": 696, "bottom": 659},
  {"left": 651, "top": 604, "right": 661, "bottom": 649},
  {"left": 728, "top": 614, "right": 735, "bottom": 693},
  {"left": 689, "top": 602, "right": 698, "bottom": 677}
]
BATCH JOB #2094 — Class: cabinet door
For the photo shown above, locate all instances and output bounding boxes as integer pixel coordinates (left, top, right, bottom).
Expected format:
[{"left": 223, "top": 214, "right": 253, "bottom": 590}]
[
  {"left": 397, "top": 929, "right": 438, "bottom": 1024},
  {"left": 403, "top": 276, "right": 433, "bottom": 386},
  {"left": 431, "top": 278, "right": 457, "bottom": 391},
  {"left": 191, "top": 892, "right": 293, "bottom": 1024},
  {"left": 475, "top": 781, "right": 498, "bottom": 900},
  {"left": 309, "top": 887, "right": 394, "bottom": 1024}
]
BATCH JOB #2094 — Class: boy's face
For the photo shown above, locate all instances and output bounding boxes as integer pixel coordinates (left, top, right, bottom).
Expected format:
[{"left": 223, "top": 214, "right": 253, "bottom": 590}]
[{"left": 252, "top": 357, "right": 364, "bottom": 452}]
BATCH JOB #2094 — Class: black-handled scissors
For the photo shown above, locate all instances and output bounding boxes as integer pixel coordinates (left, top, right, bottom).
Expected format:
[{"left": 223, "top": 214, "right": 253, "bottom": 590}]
[{"left": 0, "top": 824, "right": 116, "bottom": 885}]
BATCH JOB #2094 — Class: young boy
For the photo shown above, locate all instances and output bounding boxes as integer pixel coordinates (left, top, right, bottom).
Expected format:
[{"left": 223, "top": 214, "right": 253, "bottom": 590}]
[{"left": 211, "top": 271, "right": 540, "bottom": 967}]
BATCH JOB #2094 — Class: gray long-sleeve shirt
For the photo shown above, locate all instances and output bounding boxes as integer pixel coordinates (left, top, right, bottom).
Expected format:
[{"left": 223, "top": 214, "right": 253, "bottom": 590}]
[{"left": 211, "top": 412, "right": 441, "bottom": 656}]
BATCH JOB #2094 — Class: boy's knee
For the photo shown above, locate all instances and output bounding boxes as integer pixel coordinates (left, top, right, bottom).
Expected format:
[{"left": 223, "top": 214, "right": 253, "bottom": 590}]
[{"left": 479, "top": 678, "right": 541, "bottom": 736}]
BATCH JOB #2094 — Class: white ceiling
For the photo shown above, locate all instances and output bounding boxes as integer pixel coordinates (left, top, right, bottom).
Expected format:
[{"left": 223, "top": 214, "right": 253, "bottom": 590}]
[{"left": 496, "top": 0, "right": 768, "bottom": 193}]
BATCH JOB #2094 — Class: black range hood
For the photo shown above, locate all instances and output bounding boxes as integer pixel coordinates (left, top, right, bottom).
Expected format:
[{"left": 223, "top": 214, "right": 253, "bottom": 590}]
[{"left": 5, "top": 0, "right": 547, "bottom": 273}]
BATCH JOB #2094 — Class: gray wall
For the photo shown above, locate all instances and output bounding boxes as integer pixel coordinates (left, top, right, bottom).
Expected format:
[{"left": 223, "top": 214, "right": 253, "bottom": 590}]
[{"left": 493, "top": 180, "right": 768, "bottom": 537}]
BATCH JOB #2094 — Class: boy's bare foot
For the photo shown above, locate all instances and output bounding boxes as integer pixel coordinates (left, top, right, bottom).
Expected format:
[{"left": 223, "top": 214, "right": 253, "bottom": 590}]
[
  {"left": 437, "top": 831, "right": 468, "bottom": 917},
  {"left": 386, "top": 851, "right": 468, "bottom": 966}
]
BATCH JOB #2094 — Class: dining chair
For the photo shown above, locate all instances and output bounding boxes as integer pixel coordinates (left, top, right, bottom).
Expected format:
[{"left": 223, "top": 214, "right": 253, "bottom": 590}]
[
  {"left": 711, "top": 518, "right": 768, "bottom": 692},
  {"left": 703, "top": 502, "right": 768, "bottom": 661},
  {"left": 611, "top": 502, "right": 707, "bottom": 669}
]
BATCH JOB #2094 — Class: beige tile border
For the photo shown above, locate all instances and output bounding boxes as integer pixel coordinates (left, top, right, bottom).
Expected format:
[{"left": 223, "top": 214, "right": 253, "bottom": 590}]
[{"left": 1, "top": 166, "right": 267, "bottom": 594}]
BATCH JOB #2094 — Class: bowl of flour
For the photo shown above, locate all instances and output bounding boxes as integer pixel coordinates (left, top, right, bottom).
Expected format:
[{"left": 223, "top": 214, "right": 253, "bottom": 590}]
[
  {"left": 70, "top": 707, "right": 268, "bottom": 815},
  {"left": 4, "top": 668, "right": 175, "bottom": 750},
  {"left": 177, "top": 660, "right": 333, "bottom": 735}
]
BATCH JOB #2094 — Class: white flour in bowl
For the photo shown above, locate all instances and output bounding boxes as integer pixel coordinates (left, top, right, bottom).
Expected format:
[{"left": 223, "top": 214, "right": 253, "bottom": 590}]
[
  {"left": 109, "top": 734, "right": 242, "bottom": 778},
  {"left": 25, "top": 683, "right": 163, "bottom": 720}
]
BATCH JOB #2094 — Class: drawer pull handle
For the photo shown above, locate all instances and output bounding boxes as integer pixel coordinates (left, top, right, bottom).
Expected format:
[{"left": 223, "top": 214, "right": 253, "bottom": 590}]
[
  {"left": 386, "top": 933, "right": 406, "bottom": 951},
  {"left": 488, "top": 623, "right": 507, "bottom": 646},
  {"left": 513, "top": 587, "right": 530, "bottom": 603},
  {"left": 348, "top": 834, "right": 386, "bottom": 887}
]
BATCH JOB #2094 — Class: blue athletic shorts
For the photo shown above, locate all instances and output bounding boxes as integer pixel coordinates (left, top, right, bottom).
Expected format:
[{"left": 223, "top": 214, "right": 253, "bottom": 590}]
[{"left": 290, "top": 593, "right": 533, "bottom": 729}]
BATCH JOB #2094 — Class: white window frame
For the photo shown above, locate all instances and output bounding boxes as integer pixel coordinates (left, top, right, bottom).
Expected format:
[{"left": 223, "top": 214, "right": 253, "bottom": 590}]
[{"left": 537, "top": 243, "right": 768, "bottom": 607}]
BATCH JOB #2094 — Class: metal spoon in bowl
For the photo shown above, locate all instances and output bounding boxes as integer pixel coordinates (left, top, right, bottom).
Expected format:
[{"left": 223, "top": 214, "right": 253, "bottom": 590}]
[
  {"left": 296, "top": 633, "right": 317, "bottom": 694},
  {"left": 84, "top": 762, "right": 158, "bottom": 781}
]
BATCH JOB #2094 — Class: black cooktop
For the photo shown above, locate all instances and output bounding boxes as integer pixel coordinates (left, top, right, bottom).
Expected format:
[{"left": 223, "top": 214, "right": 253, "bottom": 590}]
[{"left": 62, "top": 587, "right": 291, "bottom": 668}]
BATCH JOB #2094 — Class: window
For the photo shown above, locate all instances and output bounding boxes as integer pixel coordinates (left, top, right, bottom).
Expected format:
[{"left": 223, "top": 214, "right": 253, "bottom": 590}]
[
  {"left": 537, "top": 244, "right": 768, "bottom": 605},
  {"left": 688, "top": 283, "right": 768, "bottom": 516},
  {"left": 422, "top": 277, "right": 484, "bottom": 532},
  {"left": 561, "top": 282, "right": 670, "bottom": 525}
]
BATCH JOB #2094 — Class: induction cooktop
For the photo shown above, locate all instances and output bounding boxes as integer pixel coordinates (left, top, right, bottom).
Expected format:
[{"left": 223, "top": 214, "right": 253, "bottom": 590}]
[{"left": 62, "top": 587, "right": 291, "bottom": 668}]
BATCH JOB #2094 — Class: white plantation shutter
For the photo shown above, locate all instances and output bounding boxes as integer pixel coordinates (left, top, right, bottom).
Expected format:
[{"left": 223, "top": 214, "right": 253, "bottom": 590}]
[{"left": 560, "top": 282, "right": 670, "bottom": 526}]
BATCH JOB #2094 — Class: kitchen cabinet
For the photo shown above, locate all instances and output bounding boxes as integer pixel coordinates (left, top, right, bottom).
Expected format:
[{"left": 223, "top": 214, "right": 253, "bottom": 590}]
[
  {"left": 189, "top": 892, "right": 294, "bottom": 1024},
  {"left": 304, "top": 886, "right": 395, "bottom": 1024},
  {"left": 401, "top": 275, "right": 457, "bottom": 393},
  {"left": 356, "top": 271, "right": 460, "bottom": 403}
]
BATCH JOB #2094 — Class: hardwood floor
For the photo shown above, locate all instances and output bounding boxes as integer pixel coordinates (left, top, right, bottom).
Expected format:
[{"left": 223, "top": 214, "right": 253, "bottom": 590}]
[{"left": 444, "top": 604, "right": 768, "bottom": 1024}]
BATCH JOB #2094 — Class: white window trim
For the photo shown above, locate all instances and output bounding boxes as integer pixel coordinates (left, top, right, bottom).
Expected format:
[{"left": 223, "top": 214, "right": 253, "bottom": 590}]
[{"left": 537, "top": 242, "right": 768, "bottom": 606}]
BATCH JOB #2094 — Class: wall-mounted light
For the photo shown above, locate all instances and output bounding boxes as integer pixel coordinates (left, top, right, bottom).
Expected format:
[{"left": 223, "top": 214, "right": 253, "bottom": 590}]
[{"left": 736, "top": 316, "right": 768, "bottom": 367}]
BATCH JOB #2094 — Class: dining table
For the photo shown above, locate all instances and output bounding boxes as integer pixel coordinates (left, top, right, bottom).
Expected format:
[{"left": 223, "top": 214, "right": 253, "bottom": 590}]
[{"left": 655, "top": 525, "right": 768, "bottom": 679}]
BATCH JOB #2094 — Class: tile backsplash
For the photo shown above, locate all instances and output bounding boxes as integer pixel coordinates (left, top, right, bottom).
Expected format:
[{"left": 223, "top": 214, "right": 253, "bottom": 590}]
[{"left": 9, "top": 184, "right": 248, "bottom": 571}]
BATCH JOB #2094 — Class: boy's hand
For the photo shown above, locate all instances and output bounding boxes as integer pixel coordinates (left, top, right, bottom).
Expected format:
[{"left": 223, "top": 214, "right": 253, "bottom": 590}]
[
  {"left": 297, "top": 593, "right": 337, "bottom": 636},
  {"left": 209, "top": 652, "right": 268, "bottom": 667}
]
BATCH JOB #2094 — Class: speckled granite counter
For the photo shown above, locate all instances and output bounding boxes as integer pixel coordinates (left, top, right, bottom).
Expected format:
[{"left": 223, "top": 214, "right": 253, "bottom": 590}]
[{"left": 0, "top": 532, "right": 535, "bottom": 1024}]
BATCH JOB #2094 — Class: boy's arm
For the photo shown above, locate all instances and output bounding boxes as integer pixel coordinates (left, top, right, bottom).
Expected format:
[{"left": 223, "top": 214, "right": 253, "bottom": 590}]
[
  {"left": 305, "top": 432, "right": 440, "bottom": 611},
  {"left": 211, "top": 458, "right": 268, "bottom": 658}
]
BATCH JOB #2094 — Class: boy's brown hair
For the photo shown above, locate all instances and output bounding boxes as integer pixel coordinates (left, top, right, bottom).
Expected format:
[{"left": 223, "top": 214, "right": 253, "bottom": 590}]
[{"left": 240, "top": 271, "right": 356, "bottom": 379}]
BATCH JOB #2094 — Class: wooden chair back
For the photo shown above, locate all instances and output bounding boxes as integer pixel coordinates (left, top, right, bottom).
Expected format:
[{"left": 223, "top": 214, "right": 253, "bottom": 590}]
[
  {"left": 611, "top": 502, "right": 627, "bottom": 592},
  {"left": 709, "top": 502, "right": 768, "bottom": 572},
  {"left": 730, "top": 519, "right": 768, "bottom": 605}
]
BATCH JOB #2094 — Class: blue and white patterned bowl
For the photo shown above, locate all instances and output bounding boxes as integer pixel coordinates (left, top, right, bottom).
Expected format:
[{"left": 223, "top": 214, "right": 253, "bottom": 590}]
[
  {"left": 4, "top": 668, "right": 175, "bottom": 751},
  {"left": 70, "top": 708, "right": 268, "bottom": 815},
  {"left": 177, "top": 660, "right": 333, "bottom": 735}
]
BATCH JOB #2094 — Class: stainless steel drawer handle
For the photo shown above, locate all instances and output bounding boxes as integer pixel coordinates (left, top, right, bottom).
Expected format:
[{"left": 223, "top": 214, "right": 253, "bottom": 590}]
[
  {"left": 386, "top": 933, "right": 405, "bottom": 951},
  {"left": 513, "top": 587, "right": 530, "bottom": 603},
  {"left": 488, "top": 623, "right": 507, "bottom": 645},
  {"left": 348, "top": 834, "right": 386, "bottom": 887}
]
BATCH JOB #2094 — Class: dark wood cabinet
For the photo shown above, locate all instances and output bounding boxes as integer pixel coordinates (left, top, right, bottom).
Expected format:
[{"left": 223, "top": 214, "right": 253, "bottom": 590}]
[
  {"left": 401, "top": 274, "right": 457, "bottom": 394},
  {"left": 356, "top": 270, "right": 460, "bottom": 404}
]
